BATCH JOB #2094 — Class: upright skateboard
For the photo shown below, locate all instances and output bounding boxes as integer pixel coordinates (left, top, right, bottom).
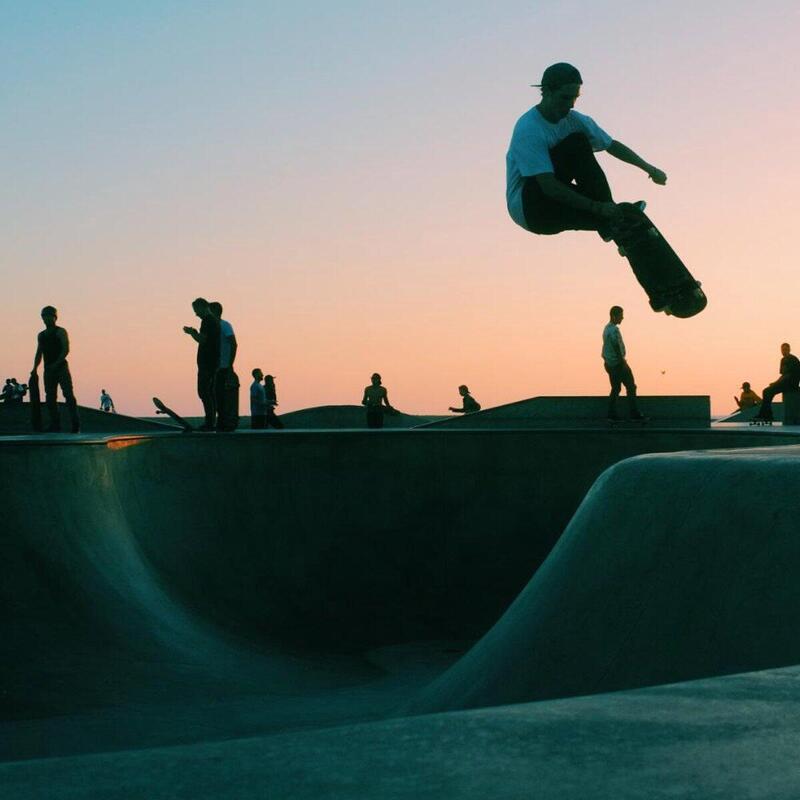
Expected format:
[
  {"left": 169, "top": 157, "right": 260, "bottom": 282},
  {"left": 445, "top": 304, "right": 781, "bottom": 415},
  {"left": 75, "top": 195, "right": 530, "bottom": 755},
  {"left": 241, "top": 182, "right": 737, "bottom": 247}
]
[
  {"left": 612, "top": 204, "right": 707, "bottom": 318},
  {"left": 29, "top": 372, "right": 42, "bottom": 432},
  {"left": 153, "top": 397, "right": 193, "bottom": 433}
]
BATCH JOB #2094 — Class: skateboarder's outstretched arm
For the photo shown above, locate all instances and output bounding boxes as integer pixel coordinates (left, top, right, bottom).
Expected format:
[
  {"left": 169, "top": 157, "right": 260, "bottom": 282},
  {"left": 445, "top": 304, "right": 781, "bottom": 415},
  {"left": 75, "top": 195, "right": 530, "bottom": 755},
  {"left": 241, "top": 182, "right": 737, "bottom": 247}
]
[{"left": 606, "top": 141, "right": 667, "bottom": 185}]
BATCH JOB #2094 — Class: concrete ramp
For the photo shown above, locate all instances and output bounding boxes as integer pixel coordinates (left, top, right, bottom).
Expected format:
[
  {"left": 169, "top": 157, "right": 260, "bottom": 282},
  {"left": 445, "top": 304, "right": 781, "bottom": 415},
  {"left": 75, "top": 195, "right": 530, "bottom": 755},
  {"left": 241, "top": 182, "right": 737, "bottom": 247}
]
[
  {"left": 278, "top": 404, "right": 440, "bottom": 429},
  {"left": 418, "top": 395, "right": 710, "bottom": 429},
  {"left": 411, "top": 445, "right": 800, "bottom": 714}
]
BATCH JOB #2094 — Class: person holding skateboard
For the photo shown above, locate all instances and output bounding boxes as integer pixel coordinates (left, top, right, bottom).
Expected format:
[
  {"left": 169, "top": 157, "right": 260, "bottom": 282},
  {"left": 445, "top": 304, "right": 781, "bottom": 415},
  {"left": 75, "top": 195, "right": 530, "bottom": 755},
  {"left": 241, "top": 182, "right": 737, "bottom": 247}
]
[
  {"left": 752, "top": 344, "right": 800, "bottom": 424},
  {"left": 602, "top": 306, "right": 645, "bottom": 422},
  {"left": 183, "top": 297, "right": 220, "bottom": 431},
  {"left": 31, "top": 305, "right": 81, "bottom": 433}
]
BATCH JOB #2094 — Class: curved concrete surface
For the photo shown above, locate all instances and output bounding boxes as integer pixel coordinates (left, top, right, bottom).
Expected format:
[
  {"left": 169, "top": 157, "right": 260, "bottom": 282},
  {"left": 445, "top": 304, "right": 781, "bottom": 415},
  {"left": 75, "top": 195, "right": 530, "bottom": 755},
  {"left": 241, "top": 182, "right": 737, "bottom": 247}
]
[
  {"left": 4, "top": 429, "right": 800, "bottom": 768},
  {"left": 4, "top": 664, "right": 800, "bottom": 799},
  {"left": 412, "top": 445, "right": 800, "bottom": 714}
]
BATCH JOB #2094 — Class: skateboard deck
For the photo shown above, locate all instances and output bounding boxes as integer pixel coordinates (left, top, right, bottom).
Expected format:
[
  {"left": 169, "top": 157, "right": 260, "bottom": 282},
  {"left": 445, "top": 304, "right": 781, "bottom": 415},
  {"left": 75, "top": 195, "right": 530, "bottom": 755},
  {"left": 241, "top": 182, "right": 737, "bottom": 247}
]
[
  {"left": 29, "top": 373, "right": 42, "bottom": 432},
  {"left": 612, "top": 204, "right": 707, "bottom": 318},
  {"left": 153, "top": 397, "right": 193, "bottom": 432}
]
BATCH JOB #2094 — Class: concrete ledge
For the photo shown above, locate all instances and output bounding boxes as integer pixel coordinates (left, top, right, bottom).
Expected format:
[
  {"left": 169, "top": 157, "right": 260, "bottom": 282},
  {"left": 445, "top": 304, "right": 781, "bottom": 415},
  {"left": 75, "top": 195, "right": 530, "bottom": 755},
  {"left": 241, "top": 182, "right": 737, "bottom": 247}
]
[{"left": 419, "top": 395, "right": 711, "bottom": 429}]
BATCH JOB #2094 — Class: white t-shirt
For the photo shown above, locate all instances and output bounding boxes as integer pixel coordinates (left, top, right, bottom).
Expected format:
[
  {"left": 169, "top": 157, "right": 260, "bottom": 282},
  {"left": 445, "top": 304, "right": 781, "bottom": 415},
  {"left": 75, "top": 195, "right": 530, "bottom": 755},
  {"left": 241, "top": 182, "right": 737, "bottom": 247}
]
[
  {"left": 250, "top": 380, "right": 266, "bottom": 415},
  {"left": 602, "top": 323, "right": 626, "bottom": 366},
  {"left": 219, "top": 319, "right": 235, "bottom": 368},
  {"left": 506, "top": 107, "right": 613, "bottom": 230}
]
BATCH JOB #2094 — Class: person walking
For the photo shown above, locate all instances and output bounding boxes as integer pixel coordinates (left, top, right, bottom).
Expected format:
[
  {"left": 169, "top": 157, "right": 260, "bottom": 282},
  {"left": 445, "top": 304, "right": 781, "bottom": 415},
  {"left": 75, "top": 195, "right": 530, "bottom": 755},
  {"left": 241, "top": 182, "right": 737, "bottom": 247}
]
[{"left": 602, "top": 306, "right": 644, "bottom": 422}]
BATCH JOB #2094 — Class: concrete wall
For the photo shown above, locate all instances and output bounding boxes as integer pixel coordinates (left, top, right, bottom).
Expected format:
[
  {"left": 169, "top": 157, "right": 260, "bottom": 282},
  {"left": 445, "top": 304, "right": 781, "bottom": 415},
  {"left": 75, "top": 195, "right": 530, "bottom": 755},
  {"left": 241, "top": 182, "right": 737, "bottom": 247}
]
[
  {"left": 423, "top": 395, "right": 711, "bottom": 429},
  {"left": 3, "top": 428, "right": 798, "bottom": 660}
]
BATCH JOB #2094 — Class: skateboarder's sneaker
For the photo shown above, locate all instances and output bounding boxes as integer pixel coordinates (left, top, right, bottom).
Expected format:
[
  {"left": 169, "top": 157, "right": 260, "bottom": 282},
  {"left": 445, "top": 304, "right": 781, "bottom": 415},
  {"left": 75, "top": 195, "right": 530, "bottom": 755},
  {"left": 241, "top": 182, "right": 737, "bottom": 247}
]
[
  {"left": 651, "top": 279, "right": 707, "bottom": 318},
  {"left": 629, "top": 411, "right": 647, "bottom": 421}
]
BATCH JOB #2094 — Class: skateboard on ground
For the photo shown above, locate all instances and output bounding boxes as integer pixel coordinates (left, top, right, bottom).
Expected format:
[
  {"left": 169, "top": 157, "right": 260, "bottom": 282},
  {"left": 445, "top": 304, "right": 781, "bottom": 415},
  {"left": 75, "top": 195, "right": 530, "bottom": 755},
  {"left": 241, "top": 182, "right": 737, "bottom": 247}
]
[
  {"left": 612, "top": 204, "right": 707, "bottom": 318},
  {"left": 29, "top": 372, "right": 42, "bottom": 432},
  {"left": 153, "top": 397, "right": 193, "bottom": 433}
]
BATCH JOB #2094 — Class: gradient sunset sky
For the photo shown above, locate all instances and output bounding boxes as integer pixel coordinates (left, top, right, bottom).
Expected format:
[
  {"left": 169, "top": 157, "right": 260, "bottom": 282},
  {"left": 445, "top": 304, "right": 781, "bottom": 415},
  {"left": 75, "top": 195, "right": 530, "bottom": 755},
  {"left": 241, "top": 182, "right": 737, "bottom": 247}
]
[{"left": 5, "top": 1, "right": 799, "bottom": 415}]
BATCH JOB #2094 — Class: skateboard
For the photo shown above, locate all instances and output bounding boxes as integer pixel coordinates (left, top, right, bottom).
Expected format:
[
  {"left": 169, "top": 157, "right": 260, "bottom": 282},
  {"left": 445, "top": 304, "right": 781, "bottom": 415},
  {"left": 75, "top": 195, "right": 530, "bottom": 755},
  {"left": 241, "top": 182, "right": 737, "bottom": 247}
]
[
  {"left": 29, "top": 372, "right": 42, "bottom": 432},
  {"left": 153, "top": 397, "right": 193, "bottom": 433},
  {"left": 612, "top": 204, "right": 707, "bottom": 318}
]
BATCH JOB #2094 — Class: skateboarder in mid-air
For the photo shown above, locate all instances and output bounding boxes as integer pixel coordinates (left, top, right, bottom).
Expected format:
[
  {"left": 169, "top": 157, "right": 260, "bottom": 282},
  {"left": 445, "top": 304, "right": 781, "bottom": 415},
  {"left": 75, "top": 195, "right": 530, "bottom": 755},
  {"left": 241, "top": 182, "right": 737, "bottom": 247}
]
[{"left": 507, "top": 63, "right": 706, "bottom": 317}]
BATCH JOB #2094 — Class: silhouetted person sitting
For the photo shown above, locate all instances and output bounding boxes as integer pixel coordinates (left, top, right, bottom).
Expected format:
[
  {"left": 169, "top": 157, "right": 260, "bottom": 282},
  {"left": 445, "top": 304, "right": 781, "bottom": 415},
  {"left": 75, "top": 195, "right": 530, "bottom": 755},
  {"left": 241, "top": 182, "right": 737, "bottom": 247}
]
[
  {"left": 1, "top": 379, "right": 13, "bottom": 403},
  {"left": 753, "top": 343, "right": 800, "bottom": 423},
  {"left": 362, "top": 373, "right": 393, "bottom": 429},
  {"left": 183, "top": 297, "right": 220, "bottom": 431},
  {"left": 31, "top": 306, "right": 81, "bottom": 433},
  {"left": 99, "top": 389, "right": 115, "bottom": 413},
  {"left": 250, "top": 368, "right": 267, "bottom": 429},
  {"left": 263, "top": 374, "right": 283, "bottom": 429},
  {"left": 602, "top": 306, "right": 644, "bottom": 422},
  {"left": 209, "top": 301, "right": 238, "bottom": 431},
  {"left": 734, "top": 382, "right": 761, "bottom": 411},
  {"left": 449, "top": 385, "right": 481, "bottom": 414},
  {"left": 507, "top": 62, "right": 666, "bottom": 247}
]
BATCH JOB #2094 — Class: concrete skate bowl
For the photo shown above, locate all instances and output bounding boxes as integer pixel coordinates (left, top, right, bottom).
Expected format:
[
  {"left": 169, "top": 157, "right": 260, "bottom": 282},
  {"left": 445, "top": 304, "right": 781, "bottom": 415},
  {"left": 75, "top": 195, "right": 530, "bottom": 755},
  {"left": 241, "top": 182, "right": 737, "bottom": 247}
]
[
  {"left": 4, "top": 428, "right": 800, "bottom": 759},
  {"left": 411, "top": 444, "right": 800, "bottom": 715}
]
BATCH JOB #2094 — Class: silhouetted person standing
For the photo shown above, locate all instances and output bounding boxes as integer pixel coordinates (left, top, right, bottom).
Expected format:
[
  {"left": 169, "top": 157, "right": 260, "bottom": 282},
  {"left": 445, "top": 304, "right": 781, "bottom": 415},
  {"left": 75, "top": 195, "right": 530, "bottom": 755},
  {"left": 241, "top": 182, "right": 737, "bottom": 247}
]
[
  {"left": 183, "top": 297, "right": 220, "bottom": 431},
  {"left": 602, "top": 306, "right": 644, "bottom": 422},
  {"left": 250, "top": 368, "right": 267, "bottom": 429},
  {"left": 209, "top": 301, "right": 238, "bottom": 431},
  {"left": 362, "top": 373, "right": 392, "bottom": 429},
  {"left": 99, "top": 389, "right": 115, "bottom": 413},
  {"left": 753, "top": 344, "right": 800, "bottom": 423},
  {"left": 263, "top": 374, "right": 283, "bottom": 429},
  {"left": 507, "top": 62, "right": 666, "bottom": 243},
  {"left": 31, "top": 306, "right": 81, "bottom": 433},
  {"left": 734, "top": 382, "right": 761, "bottom": 411},
  {"left": 449, "top": 385, "right": 481, "bottom": 414}
]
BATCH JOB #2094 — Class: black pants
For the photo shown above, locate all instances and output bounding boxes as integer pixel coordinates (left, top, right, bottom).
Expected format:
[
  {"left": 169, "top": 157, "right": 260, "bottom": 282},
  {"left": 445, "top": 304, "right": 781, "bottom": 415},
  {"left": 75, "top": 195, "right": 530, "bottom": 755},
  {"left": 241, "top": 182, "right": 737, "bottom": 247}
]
[
  {"left": 265, "top": 407, "right": 283, "bottom": 429},
  {"left": 251, "top": 414, "right": 266, "bottom": 429},
  {"left": 605, "top": 360, "right": 640, "bottom": 418},
  {"left": 366, "top": 408, "right": 384, "bottom": 429},
  {"left": 197, "top": 366, "right": 216, "bottom": 428},
  {"left": 758, "top": 376, "right": 800, "bottom": 420},
  {"left": 522, "top": 133, "right": 613, "bottom": 235},
  {"left": 44, "top": 363, "right": 80, "bottom": 432}
]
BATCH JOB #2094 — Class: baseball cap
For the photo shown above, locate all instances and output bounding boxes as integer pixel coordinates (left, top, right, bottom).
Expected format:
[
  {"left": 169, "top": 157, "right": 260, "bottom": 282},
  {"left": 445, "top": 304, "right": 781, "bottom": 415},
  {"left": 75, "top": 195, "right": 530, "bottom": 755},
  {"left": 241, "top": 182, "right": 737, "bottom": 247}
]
[{"left": 531, "top": 62, "right": 583, "bottom": 89}]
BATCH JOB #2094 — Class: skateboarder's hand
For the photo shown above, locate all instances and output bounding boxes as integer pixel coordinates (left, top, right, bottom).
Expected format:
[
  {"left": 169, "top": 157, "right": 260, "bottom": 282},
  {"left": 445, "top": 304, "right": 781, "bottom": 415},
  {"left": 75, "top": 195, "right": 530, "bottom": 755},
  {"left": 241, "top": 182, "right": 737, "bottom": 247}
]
[
  {"left": 647, "top": 167, "right": 667, "bottom": 185},
  {"left": 183, "top": 326, "right": 196, "bottom": 335}
]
